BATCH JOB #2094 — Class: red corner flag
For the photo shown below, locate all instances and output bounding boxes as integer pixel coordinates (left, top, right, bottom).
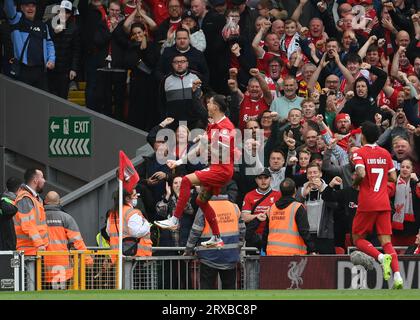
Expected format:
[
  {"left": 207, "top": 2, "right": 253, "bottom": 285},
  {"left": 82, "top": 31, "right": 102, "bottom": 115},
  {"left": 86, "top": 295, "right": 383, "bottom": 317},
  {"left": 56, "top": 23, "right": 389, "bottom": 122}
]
[{"left": 119, "top": 150, "right": 139, "bottom": 193}]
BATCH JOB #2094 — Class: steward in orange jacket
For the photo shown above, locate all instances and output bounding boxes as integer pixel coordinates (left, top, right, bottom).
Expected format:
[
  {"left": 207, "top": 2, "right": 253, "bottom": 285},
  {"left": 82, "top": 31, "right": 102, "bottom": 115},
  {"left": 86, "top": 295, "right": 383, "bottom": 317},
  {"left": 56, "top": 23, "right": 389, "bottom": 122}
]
[
  {"left": 43, "top": 191, "right": 92, "bottom": 286},
  {"left": 14, "top": 169, "right": 49, "bottom": 255},
  {"left": 262, "top": 178, "right": 316, "bottom": 255},
  {"left": 107, "top": 189, "right": 152, "bottom": 263}
]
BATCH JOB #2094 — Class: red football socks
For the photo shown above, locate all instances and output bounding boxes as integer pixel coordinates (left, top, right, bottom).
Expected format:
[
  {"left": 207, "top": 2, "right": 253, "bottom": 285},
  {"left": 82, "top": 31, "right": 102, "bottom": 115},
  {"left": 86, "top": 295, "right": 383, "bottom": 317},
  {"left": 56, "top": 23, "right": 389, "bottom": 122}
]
[
  {"left": 383, "top": 242, "right": 400, "bottom": 272},
  {"left": 173, "top": 176, "right": 192, "bottom": 219},
  {"left": 355, "top": 238, "right": 381, "bottom": 259},
  {"left": 196, "top": 197, "right": 220, "bottom": 237}
]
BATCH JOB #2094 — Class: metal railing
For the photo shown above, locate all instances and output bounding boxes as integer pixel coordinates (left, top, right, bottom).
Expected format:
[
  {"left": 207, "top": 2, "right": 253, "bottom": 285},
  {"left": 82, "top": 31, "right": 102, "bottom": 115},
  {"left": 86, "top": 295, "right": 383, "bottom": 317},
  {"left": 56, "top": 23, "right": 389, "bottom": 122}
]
[
  {"left": 22, "top": 247, "right": 260, "bottom": 291},
  {"left": 124, "top": 247, "right": 260, "bottom": 290}
]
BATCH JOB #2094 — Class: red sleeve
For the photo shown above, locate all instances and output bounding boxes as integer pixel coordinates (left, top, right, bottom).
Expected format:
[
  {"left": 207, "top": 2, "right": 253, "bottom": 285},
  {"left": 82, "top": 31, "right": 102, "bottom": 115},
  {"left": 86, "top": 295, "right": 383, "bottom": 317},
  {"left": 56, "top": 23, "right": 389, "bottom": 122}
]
[
  {"left": 388, "top": 89, "right": 400, "bottom": 110},
  {"left": 352, "top": 150, "right": 364, "bottom": 167},
  {"left": 416, "top": 184, "right": 420, "bottom": 198},
  {"left": 242, "top": 194, "right": 252, "bottom": 211}
]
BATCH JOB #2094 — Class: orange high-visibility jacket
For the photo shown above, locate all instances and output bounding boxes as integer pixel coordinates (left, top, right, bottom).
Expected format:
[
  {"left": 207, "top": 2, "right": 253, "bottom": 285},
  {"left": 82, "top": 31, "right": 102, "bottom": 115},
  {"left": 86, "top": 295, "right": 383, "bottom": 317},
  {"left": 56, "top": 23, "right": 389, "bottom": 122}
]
[
  {"left": 43, "top": 204, "right": 91, "bottom": 283},
  {"left": 196, "top": 199, "right": 241, "bottom": 265},
  {"left": 14, "top": 187, "right": 49, "bottom": 255},
  {"left": 108, "top": 205, "right": 152, "bottom": 263},
  {"left": 266, "top": 202, "right": 307, "bottom": 256}
]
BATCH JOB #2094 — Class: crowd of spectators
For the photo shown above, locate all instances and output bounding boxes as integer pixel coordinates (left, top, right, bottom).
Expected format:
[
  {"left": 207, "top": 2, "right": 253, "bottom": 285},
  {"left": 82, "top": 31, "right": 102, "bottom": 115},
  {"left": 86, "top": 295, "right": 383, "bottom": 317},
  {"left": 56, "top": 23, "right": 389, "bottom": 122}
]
[{"left": 1, "top": 0, "right": 420, "bottom": 255}]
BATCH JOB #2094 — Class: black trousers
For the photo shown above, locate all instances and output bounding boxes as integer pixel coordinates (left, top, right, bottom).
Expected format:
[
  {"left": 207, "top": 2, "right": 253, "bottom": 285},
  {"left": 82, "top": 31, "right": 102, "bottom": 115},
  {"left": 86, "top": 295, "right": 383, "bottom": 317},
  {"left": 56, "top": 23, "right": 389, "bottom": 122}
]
[
  {"left": 18, "top": 65, "right": 48, "bottom": 91},
  {"left": 200, "top": 263, "right": 236, "bottom": 290},
  {"left": 48, "top": 71, "right": 70, "bottom": 99},
  {"left": 95, "top": 69, "right": 126, "bottom": 120}
]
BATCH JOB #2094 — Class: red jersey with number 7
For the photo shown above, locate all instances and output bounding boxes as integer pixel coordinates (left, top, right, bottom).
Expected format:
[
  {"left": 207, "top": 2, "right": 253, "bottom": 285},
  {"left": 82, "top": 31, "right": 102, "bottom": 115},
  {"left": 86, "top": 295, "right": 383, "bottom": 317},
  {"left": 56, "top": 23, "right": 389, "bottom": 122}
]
[{"left": 352, "top": 144, "right": 395, "bottom": 212}]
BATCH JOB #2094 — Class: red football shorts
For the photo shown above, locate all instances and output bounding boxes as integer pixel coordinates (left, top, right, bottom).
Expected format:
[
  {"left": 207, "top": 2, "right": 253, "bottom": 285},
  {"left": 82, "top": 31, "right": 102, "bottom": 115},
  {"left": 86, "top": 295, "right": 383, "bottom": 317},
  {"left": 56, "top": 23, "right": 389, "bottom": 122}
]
[
  {"left": 352, "top": 210, "right": 392, "bottom": 236},
  {"left": 195, "top": 164, "right": 234, "bottom": 195}
]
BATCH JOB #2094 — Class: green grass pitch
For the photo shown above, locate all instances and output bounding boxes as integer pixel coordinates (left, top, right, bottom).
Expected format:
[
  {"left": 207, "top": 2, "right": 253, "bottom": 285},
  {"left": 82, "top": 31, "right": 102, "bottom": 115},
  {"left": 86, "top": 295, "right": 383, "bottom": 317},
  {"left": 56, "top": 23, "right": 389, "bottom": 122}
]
[{"left": 0, "top": 289, "right": 420, "bottom": 300}]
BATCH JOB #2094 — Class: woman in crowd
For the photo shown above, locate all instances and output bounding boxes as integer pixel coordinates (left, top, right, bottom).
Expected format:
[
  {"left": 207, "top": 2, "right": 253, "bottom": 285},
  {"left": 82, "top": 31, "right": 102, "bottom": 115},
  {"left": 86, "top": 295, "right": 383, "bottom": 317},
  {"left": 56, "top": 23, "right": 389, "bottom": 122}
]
[{"left": 125, "top": 22, "right": 159, "bottom": 131}]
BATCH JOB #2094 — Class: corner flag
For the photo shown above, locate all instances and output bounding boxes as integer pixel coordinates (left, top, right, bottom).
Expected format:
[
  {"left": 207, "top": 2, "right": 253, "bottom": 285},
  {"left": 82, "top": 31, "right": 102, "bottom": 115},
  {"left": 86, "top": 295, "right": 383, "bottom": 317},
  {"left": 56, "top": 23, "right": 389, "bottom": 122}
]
[{"left": 119, "top": 150, "right": 139, "bottom": 193}]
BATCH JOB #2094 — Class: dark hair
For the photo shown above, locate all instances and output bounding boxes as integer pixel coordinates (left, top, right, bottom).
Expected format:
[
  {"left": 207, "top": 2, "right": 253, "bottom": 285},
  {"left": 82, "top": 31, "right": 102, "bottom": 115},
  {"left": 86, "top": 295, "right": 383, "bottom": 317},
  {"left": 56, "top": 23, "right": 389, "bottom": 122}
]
[
  {"left": 112, "top": 189, "right": 132, "bottom": 212},
  {"left": 344, "top": 52, "right": 362, "bottom": 65},
  {"left": 269, "top": 148, "right": 285, "bottom": 158},
  {"left": 259, "top": 0, "right": 273, "bottom": 10},
  {"left": 172, "top": 53, "right": 188, "bottom": 62},
  {"left": 306, "top": 161, "right": 321, "bottom": 172},
  {"left": 267, "top": 55, "right": 284, "bottom": 66},
  {"left": 176, "top": 27, "right": 190, "bottom": 37},
  {"left": 131, "top": 22, "right": 146, "bottom": 33},
  {"left": 326, "top": 37, "right": 339, "bottom": 45},
  {"left": 310, "top": 153, "right": 323, "bottom": 162},
  {"left": 24, "top": 168, "right": 40, "bottom": 184},
  {"left": 6, "top": 177, "right": 23, "bottom": 193},
  {"left": 353, "top": 76, "right": 370, "bottom": 97},
  {"left": 212, "top": 94, "right": 228, "bottom": 113},
  {"left": 367, "top": 44, "right": 379, "bottom": 53},
  {"left": 280, "top": 178, "right": 296, "bottom": 197},
  {"left": 361, "top": 121, "right": 380, "bottom": 144}
]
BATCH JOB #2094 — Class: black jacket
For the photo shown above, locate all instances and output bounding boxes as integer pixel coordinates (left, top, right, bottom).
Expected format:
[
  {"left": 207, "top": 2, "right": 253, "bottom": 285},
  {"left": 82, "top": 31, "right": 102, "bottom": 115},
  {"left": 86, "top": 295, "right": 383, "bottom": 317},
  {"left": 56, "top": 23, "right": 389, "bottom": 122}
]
[
  {"left": 261, "top": 196, "right": 316, "bottom": 253},
  {"left": 322, "top": 185, "right": 359, "bottom": 231},
  {"left": 94, "top": 20, "right": 129, "bottom": 69},
  {"left": 0, "top": 191, "right": 18, "bottom": 250},
  {"left": 156, "top": 45, "right": 209, "bottom": 84},
  {"left": 47, "top": 17, "right": 81, "bottom": 73},
  {"left": 340, "top": 65, "right": 387, "bottom": 128},
  {"left": 124, "top": 40, "right": 159, "bottom": 77},
  {"left": 78, "top": 3, "right": 103, "bottom": 54}
]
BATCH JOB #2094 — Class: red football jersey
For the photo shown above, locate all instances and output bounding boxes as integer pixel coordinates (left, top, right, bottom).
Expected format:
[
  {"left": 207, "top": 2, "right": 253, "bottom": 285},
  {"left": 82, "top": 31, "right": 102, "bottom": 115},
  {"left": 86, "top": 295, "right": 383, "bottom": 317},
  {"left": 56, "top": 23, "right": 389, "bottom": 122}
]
[
  {"left": 206, "top": 116, "right": 236, "bottom": 167},
  {"left": 242, "top": 190, "right": 282, "bottom": 234},
  {"left": 239, "top": 95, "right": 269, "bottom": 131},
  {"left": 352, "top": 144, "right": 395, "bottom": 212}
]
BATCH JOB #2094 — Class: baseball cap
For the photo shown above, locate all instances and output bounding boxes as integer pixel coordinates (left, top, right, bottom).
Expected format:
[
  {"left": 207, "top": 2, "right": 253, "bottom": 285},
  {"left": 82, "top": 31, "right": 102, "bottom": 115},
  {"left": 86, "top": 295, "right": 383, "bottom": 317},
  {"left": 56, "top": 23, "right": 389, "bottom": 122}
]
[
  {"left": 181, "top": 10, "right": 198, "bottom": 23},
  {"left": 20, "top": 0, "right": 37, "bottom": 5},
  {"left": 60, "top": 0, "right": 73, "bottom": 11},
  {"left": 231, "top": 0, "right": 246, "bottom": 5},
  {"left": 209, "top": 0, "right": 226, "bottom": 6},
  {"left": 256, "top": 168, "right": 272, "bottom": 178}
]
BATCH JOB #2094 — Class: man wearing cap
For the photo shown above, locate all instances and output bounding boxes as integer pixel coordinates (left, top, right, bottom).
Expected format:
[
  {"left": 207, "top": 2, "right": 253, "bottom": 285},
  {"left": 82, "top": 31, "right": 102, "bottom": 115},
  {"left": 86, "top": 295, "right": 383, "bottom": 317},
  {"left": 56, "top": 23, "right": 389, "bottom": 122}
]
[
  {"left": 4, "top": 0, "right": 55, "bottom": 90},
  {"left": 46, "top": 0, "right": 80, "bottom": 99},
  {"left": 261, "top": 178, "right": 316, "bottom": 256},
  {"left": 241, "top": 167, "right": 281, "bottom": 251},
  {"left": 209, "top": 0, "right": 227, "bottom": 15},
  {"left": 161, "top": 10, "right": 206, "bottom": 53}
]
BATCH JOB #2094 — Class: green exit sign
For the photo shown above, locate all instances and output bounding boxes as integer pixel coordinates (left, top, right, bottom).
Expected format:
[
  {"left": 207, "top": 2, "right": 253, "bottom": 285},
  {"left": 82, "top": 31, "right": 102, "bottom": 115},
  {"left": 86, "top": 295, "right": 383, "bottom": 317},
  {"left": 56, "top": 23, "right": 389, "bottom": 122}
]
[{"left": 49, "top": 117, "right": 91, "bottom": 157}]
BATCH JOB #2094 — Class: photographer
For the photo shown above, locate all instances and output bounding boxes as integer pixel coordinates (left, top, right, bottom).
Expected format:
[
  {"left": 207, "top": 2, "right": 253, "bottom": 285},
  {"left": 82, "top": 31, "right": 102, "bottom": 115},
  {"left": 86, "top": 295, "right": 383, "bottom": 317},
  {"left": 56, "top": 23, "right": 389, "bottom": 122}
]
[{"left": 295, "top": 162, "right": 335, "bottom": 254}]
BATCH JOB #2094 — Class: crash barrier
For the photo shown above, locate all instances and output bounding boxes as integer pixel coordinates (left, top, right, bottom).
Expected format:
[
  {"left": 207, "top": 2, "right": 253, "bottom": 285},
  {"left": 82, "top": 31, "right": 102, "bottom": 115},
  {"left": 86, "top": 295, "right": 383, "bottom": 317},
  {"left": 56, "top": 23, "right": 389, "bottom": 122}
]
[
  {"left": 123, "top": 247, "right": 260, "bottom": 290},
  {"left": 18, "top": 247, "right": 259, "bottom": 291},
  {"left": 5, "top": 250, "right": 420, "bottom": 290},
  {"left": 35, "top": 250, "right": 119, "bottom": 291},
  {"left": 260, "top": 254, "right": 420, "bottom": 290}
]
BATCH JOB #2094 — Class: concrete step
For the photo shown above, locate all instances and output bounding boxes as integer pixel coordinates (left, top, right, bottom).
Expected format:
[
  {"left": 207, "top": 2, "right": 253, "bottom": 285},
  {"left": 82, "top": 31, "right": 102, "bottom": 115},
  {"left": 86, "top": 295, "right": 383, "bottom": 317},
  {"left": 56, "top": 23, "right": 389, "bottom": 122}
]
[
  {"left": 69, "top": 98, "right": 86, "bottom": 106},
  {"left": 68, "top": 91, "right": 85, "bottom": 99},
  {"left": 78, "top": 82, "right": 86, "bottom": 90}
]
